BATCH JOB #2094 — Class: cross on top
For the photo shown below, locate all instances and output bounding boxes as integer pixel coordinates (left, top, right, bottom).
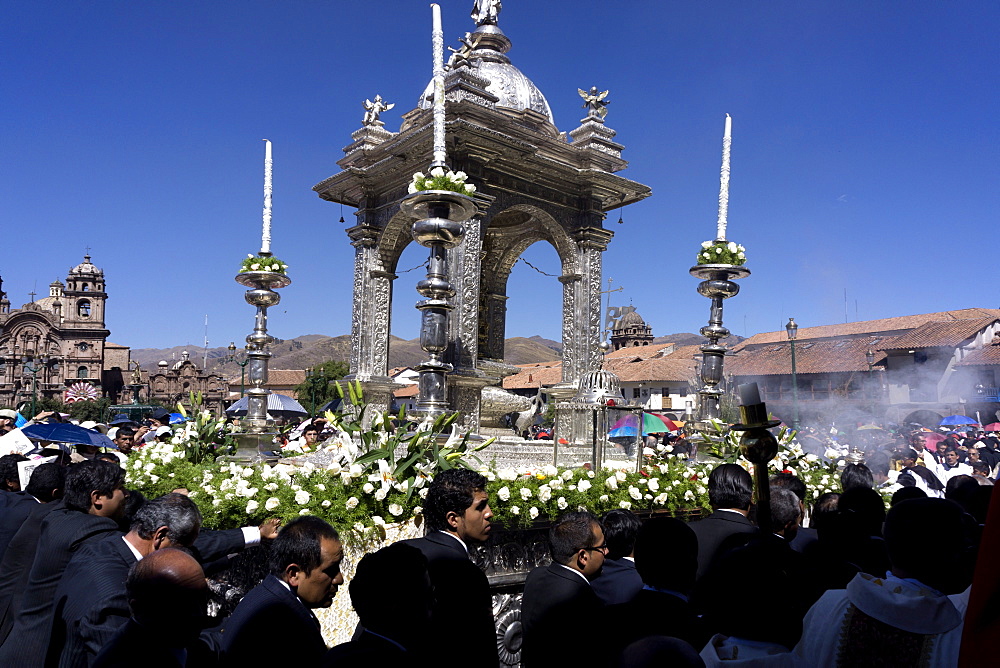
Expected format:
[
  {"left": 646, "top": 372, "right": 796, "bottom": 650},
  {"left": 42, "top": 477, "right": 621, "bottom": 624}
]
[{"left": 28, "top": 290, "right": 37, "bottom": 302}]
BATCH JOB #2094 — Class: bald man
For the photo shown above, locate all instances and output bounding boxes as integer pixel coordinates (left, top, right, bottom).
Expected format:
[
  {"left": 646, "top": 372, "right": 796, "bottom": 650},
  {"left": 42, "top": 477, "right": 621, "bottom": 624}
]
[{"left": 93, "top": 549, "right": 210, "bottom": 668}]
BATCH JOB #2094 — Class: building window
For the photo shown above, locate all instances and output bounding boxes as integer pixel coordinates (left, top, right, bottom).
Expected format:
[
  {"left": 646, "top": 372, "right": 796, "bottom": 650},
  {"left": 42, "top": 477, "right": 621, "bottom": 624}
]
[
  {"left": 82, "top": 284, "right": 89, "bottom": 291},
  {"left": 78, "top": 300, "right": 91, "bottom": 317},
  {"left": 633, "top": 388, "right": 641, "bottom": 399},
  {"left": 77, "top": 366, "right": 88, "bottom": 379}
]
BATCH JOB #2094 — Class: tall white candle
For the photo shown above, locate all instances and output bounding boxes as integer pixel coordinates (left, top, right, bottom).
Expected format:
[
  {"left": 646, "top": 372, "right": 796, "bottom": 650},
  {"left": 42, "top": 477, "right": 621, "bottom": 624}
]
[
  {"left": 716, "top": 114, "right": 732, "bottom": 242},
  {"left": 261, "top": 139, "right": 272, "bottom": 254},
  {"left": 430, "top": 3, "right": 447, "bottom": 168}
]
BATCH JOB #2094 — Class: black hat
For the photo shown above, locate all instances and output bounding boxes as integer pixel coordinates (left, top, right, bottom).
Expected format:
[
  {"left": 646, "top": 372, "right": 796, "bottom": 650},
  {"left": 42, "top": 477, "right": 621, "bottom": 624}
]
[
  {"left": 149, "top": 408, "right": 171, "bottom": 422},
  {"left": 108, "top": 413, "right": 134, "bottom": 425}
]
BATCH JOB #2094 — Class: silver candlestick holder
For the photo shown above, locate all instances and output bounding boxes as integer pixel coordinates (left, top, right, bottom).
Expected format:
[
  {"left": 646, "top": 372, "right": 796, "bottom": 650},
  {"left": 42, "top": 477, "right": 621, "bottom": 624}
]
[
  {"left": 690, "top": 263, "right": 750, "bottom": 427},
  {"left": 399, "top": 189, "right": 477, "bottom": 417},
  {"left": 227, "top": 262, "right": 290, "bottom": 462}
]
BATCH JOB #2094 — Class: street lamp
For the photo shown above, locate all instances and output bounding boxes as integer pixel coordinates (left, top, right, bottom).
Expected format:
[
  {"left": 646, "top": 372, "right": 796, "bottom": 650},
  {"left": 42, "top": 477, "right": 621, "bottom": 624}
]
[
  {"left": 785, "top": 318, "right": 800, "bottom": 431},
  {"left": 21, "top": 353, "right": 51, "bottom": 418},
  {"left": 866, "top": 348, "right": 876, "bottom": 423},
  {"left": 226, "top": 342, "right": 250, "bottom": 397}
]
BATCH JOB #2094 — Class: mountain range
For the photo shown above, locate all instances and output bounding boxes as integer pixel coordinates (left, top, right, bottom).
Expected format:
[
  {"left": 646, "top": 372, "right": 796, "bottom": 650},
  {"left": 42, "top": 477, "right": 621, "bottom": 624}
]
[{"left": 130, "top": 332, "right": 741, "bottom": 376}]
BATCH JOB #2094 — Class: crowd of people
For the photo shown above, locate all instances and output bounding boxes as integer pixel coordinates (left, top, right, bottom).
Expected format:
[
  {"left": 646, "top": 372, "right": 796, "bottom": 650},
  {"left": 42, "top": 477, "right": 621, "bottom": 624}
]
[{"left": 2, "top": 405, "right": 999, "bottom": 666}]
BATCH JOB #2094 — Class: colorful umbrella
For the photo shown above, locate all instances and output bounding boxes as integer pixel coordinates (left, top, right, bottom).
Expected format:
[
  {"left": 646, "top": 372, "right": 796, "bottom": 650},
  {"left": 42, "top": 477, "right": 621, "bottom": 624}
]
[
  {"left": 939, "top": 415, "right": 979, "bottom": 426},
  {"left": 647, "top": 413, "right": 683, "bottom": 432},
  {"left": 983, "top": 423, "right": 1000, "bottom": 432},
  {"left": 608, "top": 413, "right": 675, "bottom": 437}
]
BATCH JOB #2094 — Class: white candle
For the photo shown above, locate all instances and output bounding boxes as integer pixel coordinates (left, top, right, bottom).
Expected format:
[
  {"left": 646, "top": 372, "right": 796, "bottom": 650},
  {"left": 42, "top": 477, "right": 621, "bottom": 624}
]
[
  {"left": 430, "top": 3, "right": 447, "bottom": 168},
  {"left": 716, "top": 114, "right": 732, "bottom": 242},
  {"left": 261, "top": 139, "right": 272, "bottom": 254}
]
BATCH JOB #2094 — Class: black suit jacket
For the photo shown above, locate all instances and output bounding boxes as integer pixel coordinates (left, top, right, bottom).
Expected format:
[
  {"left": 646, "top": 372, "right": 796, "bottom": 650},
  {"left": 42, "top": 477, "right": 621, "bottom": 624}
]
[
  {"left": 0, "top": 500, "right": 63, "bottom": 645},
  {"left": 0, "top": 491, "right": 40, "bottom": 562},
  {"left": 322, "top": 629, "right": 419, "bottom": 667},
  {"left": 687, "top": 510, "right": 757, "bottom": 580},
  {"left": 54, "top": 529, "right": 247, "bottom": 668},
  {"left": 521, "top": 563, "right": 604, "bottom": 667},
  {"left": 93, "top": 619, "right": 217, "bottom": 668},
  {"left": 215, "top": 574, "right": 326, "bottom": 668},
  {"left": 0, "top": 506, "right": 121, "bottom": 668},
  {"left": 400, "top": 532, "right": 498, "bottom": 667},
  {"left": 605, "top": 588, "right": 705, "bottom": 659},
  {"left": 590, "top": 557, "right": 643, "bottom": 606}
]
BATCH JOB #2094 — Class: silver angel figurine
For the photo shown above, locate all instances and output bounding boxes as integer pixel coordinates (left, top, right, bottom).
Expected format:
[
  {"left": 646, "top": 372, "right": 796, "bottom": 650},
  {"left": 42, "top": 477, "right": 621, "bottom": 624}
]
[
  {"left": 362, "top": 95, "right": 395, "bottom": 127},
  {"left": 471, "top": 0, "right": 501, "bottom": 26},
  {"left": 578, "top": 87, "right": 610, "bottom": 119}
]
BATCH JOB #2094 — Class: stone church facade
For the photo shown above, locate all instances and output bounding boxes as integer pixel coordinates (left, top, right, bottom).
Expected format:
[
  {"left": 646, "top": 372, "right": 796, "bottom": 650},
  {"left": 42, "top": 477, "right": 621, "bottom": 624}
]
[{"left": 0, "top": 255, "right": 130, "bottom": 409}]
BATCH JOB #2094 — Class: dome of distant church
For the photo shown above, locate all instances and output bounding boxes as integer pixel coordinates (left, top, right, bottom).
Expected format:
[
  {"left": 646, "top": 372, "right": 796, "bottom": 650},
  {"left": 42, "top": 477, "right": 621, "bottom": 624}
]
[
  {"left": 614, "top": 309, "right": 647, "bottom": 331},
  {"left": 418, "top": 24, "right": 555, "bottom": 129},
  {"left": 70, "top": 254, "right": 103, "bottom": 276}
]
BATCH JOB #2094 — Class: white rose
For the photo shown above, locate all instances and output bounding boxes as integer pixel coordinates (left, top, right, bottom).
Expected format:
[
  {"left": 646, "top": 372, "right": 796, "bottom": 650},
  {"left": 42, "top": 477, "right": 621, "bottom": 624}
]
[
  {"left": 619, "top": 501, "right": 632, "bottom": 509},
  {"left": 250, "top": 263, "right": 260, "bottom": 270},
  {"left": 587, "top": 471, "right": 595, "bottom": 478},
  {"left": 599, "top": 495, "right": 609, "bottom": 502},
  {"left": 577, "top": 479, "right": 592, "bottom": 493},
  {"left": 684, "top": 490, "right": 695, "bottom": 501},
  {"left": 265, "top": 497, "right": 280, "bottom": 511},
  {"left": 245, "top": 500, "right": 259, "bottom": 514},
  {"left": 628, "top": 486, "right": 642, "bottom": 500},
  {"left": 321, "top": 500, "right": 332, "bottom": 508},
  {"left": 265, "top": 483, "right": 278, "bottom": 491},
  {"left": 299, "top": 509, "right": 310, "bottom": 516},
  {"left": 715, "top": 248, "right": 722, "bottom": 254},
  {"left": 498, "top": 469, "right": 518, "bottom": 481},
  {"left": 557, "top": 497, "right": 568, "bottom": 510},
  {"left": 542, "top": 465, "right": 558, "bottom": 478},
  {"left": 372, "top": 515, "right": 385, "bottom": 526},
  {"left": 345, "top": 497, "right": 359, "bottom": 510},
  {"left": 315, "top": 484, "right": 326, "bottom": 492},
  {"left": 419, "top": 487, "right": 429, "bottom": 499},
  {"left": 727, "top": 241, "right": 738, "bottom": 252},
  {"left": 465, "top": 183, "right": 476, "bottom": 193},
  {"left": 349, "top": 464, "right": 364, "bottom": 478},
  {"left": 701, "top": 241, "right": 711, "bottom": 248},
  {"left": 498, "top": 486, "right": 510, "bottom": 502},
  {"left": 363, "top": 482, "right": 375, "bottom": 494},
  {"left": 529, "top": 507, "right": 539, "bottom": 519},
  {"left": 353, "top": 522, "right": 365, "bottom": 532},
  {"left": 520, "top": 487, "right": 533, "bottom": 500},
  {"left": 149, "top": 475, "right": 160, "bottom": 484},
  {"left": 295, "top": 490, "right": 311, "bottom": 505},
  {"left": 374, "top": 488, "right": 387, "bottom": 501},
  {"left": 647, "top": 478, "right": 660, "bottom": 492},
  {"left": 561, "top": 470, "right": 574, "bottom": 481},
  {"left": 430, "top": 166, "right": 445, "bottom": 178},
  {"left": 616, "top": 471, "right": 627, "bottom": 482},
  {"left": 654, "top": 493, "right": 668, "bottom": 505},
  {"left": 511, "top": 505, "right": 520, "bottom": 515},
  {"left": 388, "top": 503, "right": 404, "bottom": 517},
  {"left": 605, "top": 476, "right": 618, "bottom": 491},
  {"left": 537, "top": 485, "right": 552, "bottom": 503}
]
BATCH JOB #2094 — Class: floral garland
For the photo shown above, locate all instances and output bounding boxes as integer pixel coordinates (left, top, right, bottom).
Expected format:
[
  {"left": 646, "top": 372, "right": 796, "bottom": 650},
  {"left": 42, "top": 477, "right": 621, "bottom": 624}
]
[
  {"left": 408, "top": 167, "right": 476, "bottom": 196},
  {"left": 697, "top": 240, "right": 747, "bottom": 266},
  {"left": 240, "top": 255, "right": 288, "bottom": 274}
]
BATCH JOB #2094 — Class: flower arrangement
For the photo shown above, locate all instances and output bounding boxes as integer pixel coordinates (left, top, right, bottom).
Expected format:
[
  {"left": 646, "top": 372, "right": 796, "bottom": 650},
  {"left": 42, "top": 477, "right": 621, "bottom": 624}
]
[
  {"left": 240, "top": 254, "right": 288, "bottom": 274},
  {"left": 696, "top": 240, "right": 746, "bottom": 266},
  {"left": 408, "top": 167, "right": 476, "bottom": 196}
]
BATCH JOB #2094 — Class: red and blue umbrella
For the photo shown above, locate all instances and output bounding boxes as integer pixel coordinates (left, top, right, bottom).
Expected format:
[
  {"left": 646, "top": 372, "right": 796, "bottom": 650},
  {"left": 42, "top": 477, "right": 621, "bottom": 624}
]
[{"left": 608, "top": 413, "right": 680, "bottom": 438}]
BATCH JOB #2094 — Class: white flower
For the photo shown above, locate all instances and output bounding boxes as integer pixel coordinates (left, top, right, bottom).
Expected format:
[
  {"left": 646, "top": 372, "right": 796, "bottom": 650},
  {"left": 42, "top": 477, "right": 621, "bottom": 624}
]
[
  {"left": 628, "top": 486, "right": 642, "bottom": 501},
  {"left": 498, "top": 486, "right": 511, "bottom": 502},
  {"left": 616, "top": 470, "right": 627, "bottom": 482},
  {"left": 605, "top": 476, "right": 618, "bottom": 491},
  {"left": 737, "top": 252, "right": 746, "bottom": 259},
  {"left": 388, "top": 503, "right": 404, "bottom": 517},
  {"left": 299, "top": 509, "right": 310, "bottom": 516},
  {"left": 737, "top": 244, "right": 746, "bottom": 251},
  {"left": 696, "top": 485, "right": 707, "bottom": 495},
  {"left": 363, "top": 482, "right": 375, "bottom": 495},
  {"left": 353, "top": 522, "right": 365, "bottom": 532},
  {"left": 542, "top": 465, "right": 558, "bottom": 478},
  {"left": 715, "top": 248, "right": 723, "bottom": 254},
  {"left": 557, "top": 497, "right": 568, "bottom": 510},
  {"left": 548, "top": 479, "right": 563, "bottom": 490},
  {"left": 727, "top": 241, "right": 738, "bottom": 252},
  {"left": 374, "top": 488, "right": 387, "bottom": 501},
  {"left": 418, "top": 487, "right": 429, "bottom": 499},
  {"left": 265, "top": 497, "right": 280, "bottom": 511},
  {"left": 346, "top": 496, "right": 359, "bottom": 510},
  {"left": 599, "top": 495, "right": 609, "bottom": 502},
  {"left": 372, "top": 515, "right": 385, "bottom": 526},
  {"left": 520, "top": 487, "right": 533, "bottom": 500},
  {"left": 529, "top": 507, "right": 539, "bottom": 519},
  {"left": 644, "top": 494, "right": 653, "bottom": 500},
  {"left": 498, "top": 469, "right": 518, "bottom": 482},
  {"left": 454, "top": 170, "right": 467, "bottom": 180},
  {"left": 654, "top": 493, "right": 668, "bottom": 505},
  {"left": 587, "top": 471, "right": 595, "bottom": 478},
  {"left": 264, "top": 483, "right": 278, "bottom": 492},
  {"left": 561, "top": 470, "right": 574, "bottom": 481},
  {"left": 250, "top": 263, "right": 260, "bottom": 270},
  {"left": 413, "top": 506, "right": 422, "bottom": 516},
  {"left": 643, "top": 447, "right": 655, "bottom": 456},
  {"left": 619, "top": 501, "right": 632, "bottom": 509},
  {"left": 465, "top": 183, "right": 476, "bottom": 193},
  {"left": 430, "top": 166, "right": 445, "bottom": 178},
  {"left": 577, "top": 479, "right": 592, "bottom": 493},
  {"left": 245, "top": 500, "right": 259, "bottom": 514},
  {"left": 701, "top": 241, "right": 711, "bottom": 248},
  {"left": 349, "top": 464, "right": 364, "bottom": 478},
  {"left": 647, "top": 478, "right": 660, "bottom": 492},
  {"left": 315, "top": 484, "right": 326, "bottom": 492},
  {"left": 511, "top": 505, "right": 520, "bottom": 515},
  {"left": 684, "top": 490, "right": 695, "bottom": 501},
  {"left": 321, "top": 500, "right": 331, "bottom": 508},
  {"left": 537, "top": 485, "right": 552, "bottom": 503},
  {"left": 294, "top": 490, "right": 311, "bottom": 505}
]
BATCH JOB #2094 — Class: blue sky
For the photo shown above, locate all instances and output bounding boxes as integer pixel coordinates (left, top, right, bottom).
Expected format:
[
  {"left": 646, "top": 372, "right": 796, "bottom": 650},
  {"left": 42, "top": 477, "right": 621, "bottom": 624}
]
[{"left": 4, "top": 1, "right": 997, "bottom": 352}]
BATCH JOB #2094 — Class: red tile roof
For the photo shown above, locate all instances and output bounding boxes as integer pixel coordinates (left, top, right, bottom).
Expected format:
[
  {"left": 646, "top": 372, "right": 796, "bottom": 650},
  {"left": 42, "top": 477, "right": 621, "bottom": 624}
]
[
  {"left": 604, "top": 342, "right": 676, "bottom": 360},
  {"left": 737, "top": 308, "right": 1000, "bottom": 347},
  {"left": 729, "top": 337, "right": 886, "bottom": 377},
  {"left": 393, "top": 384, "right": 419, "bottom": 398},
  {"left": 955, "top": 344, "right": 1000, "bottom": 367},
  {"left": 502, "top": 362, "right": 564, "bottom": 390},
  {"left": 880, "top": 319, "right": 998, "bottom": 350},
  {"left": 605, "top": 357, "right": 697, "bottom": 383}
]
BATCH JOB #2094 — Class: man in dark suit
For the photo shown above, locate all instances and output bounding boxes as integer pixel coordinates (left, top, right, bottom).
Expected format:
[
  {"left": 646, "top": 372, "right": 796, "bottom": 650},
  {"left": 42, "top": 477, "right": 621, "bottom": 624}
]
[
  {"left": 0, "top": 454, "right": 28, "bottom": 492},
  {"left": 400, "top": 468, "right": 498, "bottom": 667},
  {"left": 521, "top": 511, "right": 607, "bottom": 667},
  {"left": 591, "top": 509, "right": 643, "bottom": 605},
  {"left": 605, "top": 517, "right": 705, "bottom": 655},
  {"left": 0, "top": 463, "right": 64, "bottom": 561},
  {"left": 215, "top": 516, "right": 343, "bottom": 667},
  {"left": 323, "top": 543, "right": 432, "bottom": 667},
  {"left": 688, "top": 463, "right": 757, "bottom": 581},
  {"left": 0, "top": 460, "right": 127, "bottom": 667},
  {"left": 93, "top": 548, "right": 212, "bottom": 668},
  {"left": 53, "top": 493, "right": 265, "bottom": 668}
]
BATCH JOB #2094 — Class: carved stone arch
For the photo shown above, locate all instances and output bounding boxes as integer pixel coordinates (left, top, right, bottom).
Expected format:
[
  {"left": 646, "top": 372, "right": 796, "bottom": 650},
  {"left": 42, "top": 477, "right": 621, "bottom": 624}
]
[{"left": 378, "top": 209, "right": 418, "bottom": 273}]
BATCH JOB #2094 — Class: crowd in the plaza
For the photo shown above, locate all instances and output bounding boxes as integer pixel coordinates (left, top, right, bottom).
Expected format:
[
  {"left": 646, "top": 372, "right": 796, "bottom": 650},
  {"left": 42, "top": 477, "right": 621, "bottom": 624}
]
[{"left": 1, "top": 404, "right": 999, "bottom": 667}]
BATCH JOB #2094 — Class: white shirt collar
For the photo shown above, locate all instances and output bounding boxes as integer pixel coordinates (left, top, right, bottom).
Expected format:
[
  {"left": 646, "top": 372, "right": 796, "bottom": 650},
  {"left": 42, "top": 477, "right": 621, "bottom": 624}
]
[
  {"left": 439, "top": 530, "right": 469, "bottom": 554},
  {"left": 556, "top": 562, "right": 591, "bottom": 585},
  {"left": 122, "top": 535, "right": 144, "bottom": 561}
]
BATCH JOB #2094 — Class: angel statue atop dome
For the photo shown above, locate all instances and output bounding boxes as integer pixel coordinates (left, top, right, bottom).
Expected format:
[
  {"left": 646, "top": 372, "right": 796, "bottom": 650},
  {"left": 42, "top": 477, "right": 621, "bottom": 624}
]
[
  {"left": 362, "top": 95, "right": 394, "bottom": 127},
  {"left": 472, "top": 0, "right": 501, "bottom": 26},
  {"left": 579, "top": 87, "right": 610, "bottom": 119}
]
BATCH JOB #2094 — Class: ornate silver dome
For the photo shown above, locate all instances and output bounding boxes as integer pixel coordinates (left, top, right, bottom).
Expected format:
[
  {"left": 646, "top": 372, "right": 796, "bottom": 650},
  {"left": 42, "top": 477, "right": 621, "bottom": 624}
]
[
  {"left": 69, "top": 254, "right": 103, "bottom": 276},
  {"left": 418, "top": 24, "right": 554, "bottom": 128}
]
